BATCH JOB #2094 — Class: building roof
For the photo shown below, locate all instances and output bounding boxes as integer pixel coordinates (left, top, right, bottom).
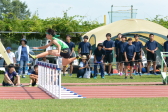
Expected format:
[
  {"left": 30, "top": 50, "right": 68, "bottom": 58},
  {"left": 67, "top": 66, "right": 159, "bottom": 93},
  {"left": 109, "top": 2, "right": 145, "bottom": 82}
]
[{"left": 84, "top": 19, "right": 168, "bottom": 46}]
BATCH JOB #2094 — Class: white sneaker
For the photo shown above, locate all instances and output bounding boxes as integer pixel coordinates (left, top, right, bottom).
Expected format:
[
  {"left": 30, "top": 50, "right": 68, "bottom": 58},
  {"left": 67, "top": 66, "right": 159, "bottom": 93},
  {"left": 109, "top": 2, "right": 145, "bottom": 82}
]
[{"left": 104, "top": 72, "right": 108, "bottom": 75}]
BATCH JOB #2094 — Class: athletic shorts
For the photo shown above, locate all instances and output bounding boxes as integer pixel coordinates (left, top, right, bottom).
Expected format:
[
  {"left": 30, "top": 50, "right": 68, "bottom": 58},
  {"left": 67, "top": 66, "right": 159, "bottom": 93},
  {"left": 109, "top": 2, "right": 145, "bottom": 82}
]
[
  {"left": 147, "top": 52, "right": 156, "bottom": 62},
  {"left": 124, "top": 58, "right": 134, "bottom": 66},
  {"left": 119, "top": 53, "right": 125, "bottom": 63},
  {"left": 104, "top": 53, "right": 113, "bottom": 63},
  {"left": 116, "top": 54, "right": 119, "bottom": 62},
  {"left": 60, "top": 48, "right": 70, "bottom": 58},
  {"left": 135, "top": 52, "right": 142, "bottom": 62}
]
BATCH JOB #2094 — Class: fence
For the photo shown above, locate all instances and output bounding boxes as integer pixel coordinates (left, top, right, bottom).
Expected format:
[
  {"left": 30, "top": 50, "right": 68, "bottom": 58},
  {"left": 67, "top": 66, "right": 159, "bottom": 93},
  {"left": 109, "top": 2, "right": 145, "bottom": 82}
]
[{"left": 37, "top": 61, "right": 85, "bottom": 99}]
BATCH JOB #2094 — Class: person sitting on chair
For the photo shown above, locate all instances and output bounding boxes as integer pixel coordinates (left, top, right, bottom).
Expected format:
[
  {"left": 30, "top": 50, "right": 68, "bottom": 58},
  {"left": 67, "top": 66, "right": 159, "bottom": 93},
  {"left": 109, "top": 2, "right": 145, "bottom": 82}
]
[
  {"left": 29, "top": 65, "right": 38, "bottom": 87},
  {"left": 2, "top": 64, "right": 22, "bottom": 87},
  {"left": 77, "top": 55, "right": 89, "bottom": 78}
]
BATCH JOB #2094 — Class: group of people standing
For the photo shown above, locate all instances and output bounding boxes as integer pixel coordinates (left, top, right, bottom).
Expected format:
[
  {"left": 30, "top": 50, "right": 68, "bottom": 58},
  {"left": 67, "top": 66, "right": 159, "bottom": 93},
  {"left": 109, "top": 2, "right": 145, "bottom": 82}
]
[{"left": 76, "top": 33, "right": 161, "bottom": 79}]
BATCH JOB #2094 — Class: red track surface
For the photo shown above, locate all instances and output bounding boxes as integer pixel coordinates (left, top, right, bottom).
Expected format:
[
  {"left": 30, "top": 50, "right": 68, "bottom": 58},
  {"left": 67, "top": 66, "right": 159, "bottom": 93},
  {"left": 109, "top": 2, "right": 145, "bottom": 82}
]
[
  {"left": 66, "top": 86, "right": 168, "bottom": 98},
  {"left": 0, "top": 87, "right": 53, "bottom": 99}
]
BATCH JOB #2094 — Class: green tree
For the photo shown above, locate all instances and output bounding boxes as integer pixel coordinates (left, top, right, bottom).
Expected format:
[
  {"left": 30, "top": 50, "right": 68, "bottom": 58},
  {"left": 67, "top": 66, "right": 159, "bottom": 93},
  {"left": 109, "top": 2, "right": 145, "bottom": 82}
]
[
  {"left": 147, "top": 15, "right": 168, "bottom": 29},
  {"left": 0, "top": 0, "right": 30, "bottom": 20}
]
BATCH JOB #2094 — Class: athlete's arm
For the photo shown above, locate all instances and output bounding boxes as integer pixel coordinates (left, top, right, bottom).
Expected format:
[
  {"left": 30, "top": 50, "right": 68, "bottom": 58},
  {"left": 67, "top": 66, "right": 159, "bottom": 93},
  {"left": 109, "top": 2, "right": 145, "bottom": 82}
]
[
  {"left": 52, "top": 40, "right": 61, "bottom": 54},
  {"left": 34, "top": 42, "right": 53, "bottom": 49},
  {"left": 124, "top": 52, "right": 128, "bottom": 62},
  {"left": 154, "top": 47, "right": 158, "bottom": 52},
  {"left": 13, "top": 57, "right": 16, "bottom": 64},
  {"left": 70, "top": 47, "right": 74, "bottom": 56},
  {"left": 132, "top": 52, "right": 136, "bottom": 61},
  {"left": 106, "top": 47, "right": 114, "bottom": 50},
  {"left": 145, "top": 47, "right": 152, "bottom": 52},
  {"left": 4, "top": 74, "right": 13, "bottom": 85}
]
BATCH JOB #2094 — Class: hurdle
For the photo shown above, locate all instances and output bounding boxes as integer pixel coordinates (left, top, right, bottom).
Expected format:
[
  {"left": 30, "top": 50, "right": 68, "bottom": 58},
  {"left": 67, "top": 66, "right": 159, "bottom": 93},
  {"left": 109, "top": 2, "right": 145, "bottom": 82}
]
[
  {"left": 161, "top": 52, "right": 168, "bottom": 85},
  {"left": 37, "top": 61, "right": 85, "bottom": 99}
]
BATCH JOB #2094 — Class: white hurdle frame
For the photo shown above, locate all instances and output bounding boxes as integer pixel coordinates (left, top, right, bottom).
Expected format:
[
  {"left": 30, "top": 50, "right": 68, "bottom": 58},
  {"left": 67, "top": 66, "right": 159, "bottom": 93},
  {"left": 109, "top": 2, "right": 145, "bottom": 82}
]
[
  {"left": 37, "top": 61, "right": 61, "bottom": 99},
  {"left": 37, "top": 61, "right": 84, "bottom": 99}
]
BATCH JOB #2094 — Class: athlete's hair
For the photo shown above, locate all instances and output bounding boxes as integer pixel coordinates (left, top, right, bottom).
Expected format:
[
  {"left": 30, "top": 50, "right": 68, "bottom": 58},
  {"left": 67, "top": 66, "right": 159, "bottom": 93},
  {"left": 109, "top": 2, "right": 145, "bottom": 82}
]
[
  {"left": 121, "top": 35, "right": 127, "bottom": 39},
  {"left": 47, "top": 29, "right": 55, "bottom": 36},
  {"left": 128, "top": 38, "right": 132, "bottom": 41},
  {"left": 134, "top": 34, "right": 139, "bottom": 38},
  {"left": 34, "top": 65, "right": 38, "bottom": 69},
  {"left": 8, "top": 64, "right": 14, "bottom": 68},
  {"left": 20, "top": 39, "right": 27, "bottom": 44},
  {"left": 117, "top": 33, "right": 122, "bottom": 37},
  {"left": 83, "top": 36, "right": 88, "bottom": 39},
  {"left": 66, "top": 34, "right": 71, "bottom": 38},
  {"left": 97, "top": 43, "right": 103, "bottom": 48},
  {"left": 106, "top": 33, "right": 111, "bottom": 37},
  {"left": 149, "top": 33, "right": 154, "bottom": 37}
]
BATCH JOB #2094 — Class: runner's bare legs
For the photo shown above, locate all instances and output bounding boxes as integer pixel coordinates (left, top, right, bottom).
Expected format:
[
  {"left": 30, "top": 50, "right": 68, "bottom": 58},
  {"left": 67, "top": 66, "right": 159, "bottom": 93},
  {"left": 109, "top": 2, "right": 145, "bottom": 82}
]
[{"left": 33, "top": 50, "right": 77, "bottom": 66}]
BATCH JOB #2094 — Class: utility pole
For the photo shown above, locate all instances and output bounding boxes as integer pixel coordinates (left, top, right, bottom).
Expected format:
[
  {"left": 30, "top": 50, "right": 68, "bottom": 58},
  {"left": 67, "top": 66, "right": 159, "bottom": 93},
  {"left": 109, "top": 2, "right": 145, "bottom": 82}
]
[
  {"left": 111, "top": 5, "right": 113, "bottom": 23},
  {"left": 131, "top": 5, "right": 133, "bottom": 19}
]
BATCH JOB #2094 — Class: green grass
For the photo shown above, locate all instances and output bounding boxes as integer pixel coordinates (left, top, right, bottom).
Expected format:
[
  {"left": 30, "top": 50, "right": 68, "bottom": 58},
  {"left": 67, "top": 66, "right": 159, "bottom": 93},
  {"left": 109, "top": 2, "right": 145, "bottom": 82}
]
[
  {"left": 62, "top": 75, "right": 162, "bottom": 83},
  {"left": 1, "top": 98, "right": 168, "bottom": 112},
  {"left": 0, "top": 74, "right": 163, "bottom": 84}
]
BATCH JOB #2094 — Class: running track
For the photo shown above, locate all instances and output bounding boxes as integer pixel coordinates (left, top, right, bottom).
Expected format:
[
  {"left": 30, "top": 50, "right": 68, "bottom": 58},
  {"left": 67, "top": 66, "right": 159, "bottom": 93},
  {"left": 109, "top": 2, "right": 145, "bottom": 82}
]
[
  {"left": 65, "top": 86, "right": 168, "bottom": 98},
  {"left": 0, "top": 87, "right": 53, "bottom": 99},
  {"left": 0, "top": 84, "right": 168, "bottom": 99}
]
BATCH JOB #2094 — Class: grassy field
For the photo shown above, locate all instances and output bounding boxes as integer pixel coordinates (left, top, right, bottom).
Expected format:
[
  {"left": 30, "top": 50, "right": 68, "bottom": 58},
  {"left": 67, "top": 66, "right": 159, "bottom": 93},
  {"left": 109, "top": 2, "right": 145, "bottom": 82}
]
[
  {"left": 1, "top": 98, "right": 168, "bottom": 112},
  {"left": 0, "top": 74, "right": 163, "bottom": 84}
]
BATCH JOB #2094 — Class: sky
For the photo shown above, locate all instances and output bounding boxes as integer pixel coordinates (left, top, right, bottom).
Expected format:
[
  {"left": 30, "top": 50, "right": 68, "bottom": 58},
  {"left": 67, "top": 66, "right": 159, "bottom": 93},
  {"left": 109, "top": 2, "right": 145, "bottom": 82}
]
[{"left": 20, "top": 0, "right": 168, "bottom": 24}]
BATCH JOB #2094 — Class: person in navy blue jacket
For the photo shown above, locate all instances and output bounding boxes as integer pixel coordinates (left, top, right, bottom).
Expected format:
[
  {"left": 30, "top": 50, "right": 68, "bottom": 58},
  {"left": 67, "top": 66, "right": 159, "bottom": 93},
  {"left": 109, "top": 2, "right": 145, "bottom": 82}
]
[
  {"left": 117, "top": 35, "right": 128, "bottom": 76},
  {"left": 124, "top": 38, "right": 136, "bottom": 79},
  {"left": 163, "top": 35, "right": 168, "bottom": 72},
  {"left": 133, "top": 34, "right": 143, "bottom": 76},
  {"left": 115, "top": 33, "right": 122, "bottom": 75},
  {"left": 103, "top": 33, "right": 114, "bottom": 76},
  {"left": 145, "top": 34, "right": 158, "bottom": 75}
]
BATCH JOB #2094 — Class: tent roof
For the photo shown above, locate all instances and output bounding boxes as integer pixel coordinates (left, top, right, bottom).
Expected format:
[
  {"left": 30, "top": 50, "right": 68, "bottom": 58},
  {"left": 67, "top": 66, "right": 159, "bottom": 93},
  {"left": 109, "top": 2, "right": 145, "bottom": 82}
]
[{"left": 84, "top": 19, "right": 168, "bottom": 45}]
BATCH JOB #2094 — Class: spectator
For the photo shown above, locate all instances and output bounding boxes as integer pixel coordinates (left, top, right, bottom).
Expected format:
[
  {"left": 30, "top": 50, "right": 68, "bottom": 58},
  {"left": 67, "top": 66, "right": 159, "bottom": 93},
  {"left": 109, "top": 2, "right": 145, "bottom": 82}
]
[
  {"left": 133, "top": 34, "right": 143, "bottom": 76},
  {"left": 103, "top": 33, "right": 114, "bottom": 76},
  {"left": 163, "top": 35, "right": 168, "bottom": 72},
  {"left": 145, "top": 34, "right": 158, "bottom": 75},
  {"left": 118, "top": 35, "right": 128, "bottom": 76},
  {"left": 115, "top": 33, "right": 122, "bottom": 75},
  {"left": 78, "top": 36, "right": 92, "bottom": 61},
  {"left": 94, "top": 43, "right": 105, "bottom": 79},
  {"left": 42, "top": 57, "right": 49, "bottom": 63},
  {"left": 29, "top": 65, "right": 38, "bottom": 87},
  {"left": 2, "top": 64, "right": 22, "bottom": 87},
  {"left": 77, "top": 55, "right": 89, "bottom": 78},
  {"left": 124, "top": 38, "right": 136, "bottom": 79},
  {"left": 17, "top": 39, "right": 30, "bottom": 78},
  {"left": 6, "top": 47, "right": 16, "bottom": 64},
  {"left": 63, "top": 35, "right": 75, "bottom": 76}
]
